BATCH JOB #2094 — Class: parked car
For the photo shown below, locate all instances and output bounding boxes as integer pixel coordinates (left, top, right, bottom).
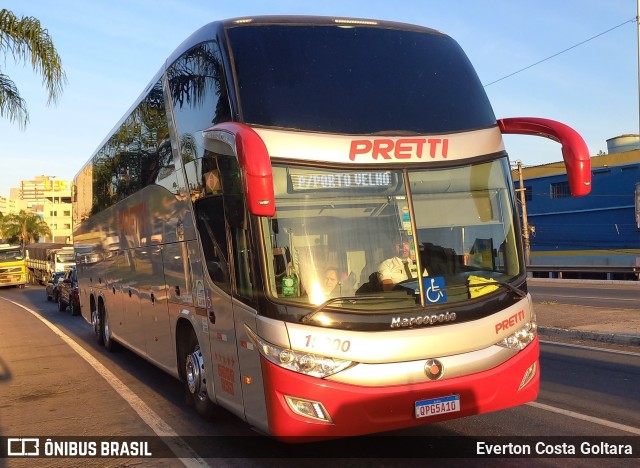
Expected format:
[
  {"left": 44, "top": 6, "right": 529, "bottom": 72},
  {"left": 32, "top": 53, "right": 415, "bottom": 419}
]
[
  {"left": 45, "top": 271, "right": 66, "bottom": 303},
  {"left": 58, "top": 266, "right": 80, "bottom": 316}
]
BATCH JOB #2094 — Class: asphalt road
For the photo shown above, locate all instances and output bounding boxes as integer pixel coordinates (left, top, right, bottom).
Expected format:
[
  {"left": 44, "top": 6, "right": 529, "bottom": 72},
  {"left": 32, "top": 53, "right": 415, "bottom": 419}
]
[
  {"left": 528, "top": 280, "right": 640, "bottom": 310},
  {"left": 0, "top": 285, "right": 638, "bottom": 467}
]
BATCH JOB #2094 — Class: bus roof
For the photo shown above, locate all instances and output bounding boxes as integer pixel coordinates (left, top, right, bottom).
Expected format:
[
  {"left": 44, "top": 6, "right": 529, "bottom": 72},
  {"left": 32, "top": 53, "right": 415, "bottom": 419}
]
[
  {"left": 74, "top": 15, "right": 493, "bottom": 186},
  {"left": 219, "top": 15, "right": 443, "bottom": 33}
]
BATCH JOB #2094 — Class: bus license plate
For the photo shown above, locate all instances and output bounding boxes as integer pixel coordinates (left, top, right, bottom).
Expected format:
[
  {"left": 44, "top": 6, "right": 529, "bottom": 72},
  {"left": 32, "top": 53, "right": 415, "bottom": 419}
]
[{"left": 415, "top": 395, "right": 460, "bottom": 419}]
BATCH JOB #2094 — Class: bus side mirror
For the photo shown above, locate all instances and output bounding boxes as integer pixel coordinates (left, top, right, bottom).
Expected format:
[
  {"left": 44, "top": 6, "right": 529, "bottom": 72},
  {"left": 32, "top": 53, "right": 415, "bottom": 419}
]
[
  {"left": 203, "top": 123, "right": 275, "bottom": 217},
  {"left": 498, "top": 117, "right": 591, "bottom": 197}
]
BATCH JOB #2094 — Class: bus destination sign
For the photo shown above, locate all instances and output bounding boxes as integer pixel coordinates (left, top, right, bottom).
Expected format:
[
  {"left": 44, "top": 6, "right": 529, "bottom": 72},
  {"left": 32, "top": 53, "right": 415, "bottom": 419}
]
[{"left": 289, "top": 170, "right": 393, "bottom": 191}]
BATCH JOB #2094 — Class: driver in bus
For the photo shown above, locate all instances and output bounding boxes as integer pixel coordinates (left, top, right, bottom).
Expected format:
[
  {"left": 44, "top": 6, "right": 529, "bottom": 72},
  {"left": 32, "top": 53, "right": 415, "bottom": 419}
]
[{"left": 378, "top": 237, "right": 424, "bottom": 291}]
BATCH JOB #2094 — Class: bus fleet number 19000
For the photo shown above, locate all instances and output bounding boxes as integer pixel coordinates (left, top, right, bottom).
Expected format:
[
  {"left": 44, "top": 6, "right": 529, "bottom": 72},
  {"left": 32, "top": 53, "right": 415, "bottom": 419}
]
[{"left": 305, "top": 335, "right": 351, "bottom": 353}]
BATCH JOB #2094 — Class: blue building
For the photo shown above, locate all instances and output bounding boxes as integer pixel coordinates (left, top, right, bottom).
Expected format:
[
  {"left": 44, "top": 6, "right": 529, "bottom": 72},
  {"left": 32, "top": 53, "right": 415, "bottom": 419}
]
[{"left": 517, "top": 141, "right": 640, "bottom": 276}]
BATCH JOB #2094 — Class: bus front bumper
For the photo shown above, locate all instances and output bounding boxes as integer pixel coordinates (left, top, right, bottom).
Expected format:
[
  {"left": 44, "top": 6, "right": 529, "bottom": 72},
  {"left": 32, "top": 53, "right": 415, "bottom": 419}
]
[{"left": 261, "top": 337, "right": 539, "bottom": 440}]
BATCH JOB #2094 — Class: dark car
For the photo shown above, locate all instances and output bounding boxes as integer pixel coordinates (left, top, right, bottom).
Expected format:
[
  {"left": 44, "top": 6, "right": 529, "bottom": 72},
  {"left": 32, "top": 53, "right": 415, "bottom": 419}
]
[
  {"left": 45, "top": 271, "right": 66, "bottom": 303},
  {"left": 58, "top": 266, "right": 80, "bottom": 316}
]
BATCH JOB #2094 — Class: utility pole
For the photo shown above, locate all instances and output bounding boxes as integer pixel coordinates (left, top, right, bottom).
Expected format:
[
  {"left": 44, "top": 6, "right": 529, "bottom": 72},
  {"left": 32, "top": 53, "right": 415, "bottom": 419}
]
[
  {"left": 50, "top": 176, "right": 56, "bottom": 243},
  {"left": 515, "top": 161, "right": 531, "bottom": 266}
]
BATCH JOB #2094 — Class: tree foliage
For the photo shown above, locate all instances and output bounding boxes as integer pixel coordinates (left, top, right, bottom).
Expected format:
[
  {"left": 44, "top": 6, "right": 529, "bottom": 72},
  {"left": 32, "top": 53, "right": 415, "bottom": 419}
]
[
  {"left": 1, "top": 210, "right": 51, "bottom": 245},
  {"left": 0, "top": 9, "right": 66, "bottom": 128}
]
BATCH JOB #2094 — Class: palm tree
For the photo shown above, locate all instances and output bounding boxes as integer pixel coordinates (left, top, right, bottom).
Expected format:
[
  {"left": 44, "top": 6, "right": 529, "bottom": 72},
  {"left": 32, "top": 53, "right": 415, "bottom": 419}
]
[
  {"left": 1, "top": 210, "right": 51, "bottom": 245},
  {"left": 0, "top": 9, "right": 66, "bottom": 128}
]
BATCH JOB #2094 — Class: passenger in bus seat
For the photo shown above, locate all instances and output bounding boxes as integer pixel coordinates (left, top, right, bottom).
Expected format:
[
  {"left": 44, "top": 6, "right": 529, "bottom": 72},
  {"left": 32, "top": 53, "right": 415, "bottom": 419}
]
[
  {"left": 323, "top": 267, "right": 340, "bottom": 296},
  {"left": 323, "top": 267, "right": 356, "bottom": 297}
]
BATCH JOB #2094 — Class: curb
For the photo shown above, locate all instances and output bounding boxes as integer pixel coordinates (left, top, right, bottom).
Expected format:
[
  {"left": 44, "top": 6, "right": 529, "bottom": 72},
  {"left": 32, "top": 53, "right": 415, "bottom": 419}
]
[{"left": 538, "top": 326, "right": 640, "bottom": 348}]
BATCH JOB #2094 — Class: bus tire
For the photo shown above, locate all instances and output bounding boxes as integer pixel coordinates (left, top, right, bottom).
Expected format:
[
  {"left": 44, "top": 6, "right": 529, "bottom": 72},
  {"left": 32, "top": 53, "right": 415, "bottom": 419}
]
[
  {"left": 58, "top": 295, "right": 67, "bottom": 312},
  {"left": 182, "top": 329, "right": 217, "bottom": 420},
  {"left": 93, "top": 307, "right": 104, "bottom": 345},
  {"left": 102, "top": 305, "right": 117, "bottom": 352}
]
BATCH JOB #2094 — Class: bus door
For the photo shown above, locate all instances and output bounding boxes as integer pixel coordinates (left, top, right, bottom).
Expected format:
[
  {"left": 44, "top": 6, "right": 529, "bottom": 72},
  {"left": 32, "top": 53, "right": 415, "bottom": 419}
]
[
  {"left": 195, "top": 196, "right": 244, "bottom": 417},
  {"left": 189, "top": 159, "right": 245, "bottom": 417}
]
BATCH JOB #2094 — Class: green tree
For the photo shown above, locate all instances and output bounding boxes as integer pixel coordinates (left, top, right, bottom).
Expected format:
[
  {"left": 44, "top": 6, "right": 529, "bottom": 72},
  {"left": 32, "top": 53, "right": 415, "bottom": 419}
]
[
  {"left": 0, "top": 9, "right": 66, "bottom": 128},
  {"left": 1, "top": 210, "right": 51, "bottom": 245}
]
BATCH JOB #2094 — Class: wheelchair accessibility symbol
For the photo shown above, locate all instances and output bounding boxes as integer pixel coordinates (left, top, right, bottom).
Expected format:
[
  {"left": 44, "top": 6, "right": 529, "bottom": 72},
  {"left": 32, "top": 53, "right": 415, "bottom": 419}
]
[{"left": 424, "top": 276, "right": 447, "bottom": 304}]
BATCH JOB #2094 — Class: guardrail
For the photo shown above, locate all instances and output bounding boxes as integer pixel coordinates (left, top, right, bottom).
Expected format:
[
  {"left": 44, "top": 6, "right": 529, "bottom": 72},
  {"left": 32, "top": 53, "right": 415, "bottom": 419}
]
[{"left": 527, "top": 264, "right": 640, "bottom": 280}]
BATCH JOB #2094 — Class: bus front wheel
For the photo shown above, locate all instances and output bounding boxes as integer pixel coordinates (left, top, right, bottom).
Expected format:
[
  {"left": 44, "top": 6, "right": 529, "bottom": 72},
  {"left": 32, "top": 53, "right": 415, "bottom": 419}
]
[{"left": 182, "top": 330, "right": 217, "bottom": 419}]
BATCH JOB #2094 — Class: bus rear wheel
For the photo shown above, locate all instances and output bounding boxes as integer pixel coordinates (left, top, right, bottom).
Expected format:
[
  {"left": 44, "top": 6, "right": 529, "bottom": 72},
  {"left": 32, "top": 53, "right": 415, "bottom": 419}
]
[
  {"left": 182, "top": 330, "right": 217, "bottom": 419},
  {"left": 92, "top": 307, "right": 104, "bottom": 345},
  {"left": 101, "top": 306, "right": 117, "bottom": 352}
]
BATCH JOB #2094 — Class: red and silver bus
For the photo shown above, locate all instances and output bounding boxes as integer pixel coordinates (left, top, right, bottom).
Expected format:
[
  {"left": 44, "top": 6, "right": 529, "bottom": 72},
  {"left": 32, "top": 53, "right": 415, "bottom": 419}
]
[{"left": 73, "top": 16, "right": 591, "bottom": 439}]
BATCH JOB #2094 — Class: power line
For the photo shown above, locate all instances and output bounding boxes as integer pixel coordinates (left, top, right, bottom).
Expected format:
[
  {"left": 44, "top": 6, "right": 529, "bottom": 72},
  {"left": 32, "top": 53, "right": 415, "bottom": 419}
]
[{"left": 484, "top": 17, "right": 637, "bottom": 87}]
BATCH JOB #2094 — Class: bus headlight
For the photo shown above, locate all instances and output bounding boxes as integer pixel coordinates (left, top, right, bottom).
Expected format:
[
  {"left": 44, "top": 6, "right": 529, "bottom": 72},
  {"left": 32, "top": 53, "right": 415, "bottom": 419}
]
[
  {"left": 246, "top": 328, "right": 355, "bottom": 378},
  {"left": 496, "top": 318, "right": 538, "bottom": 350}
]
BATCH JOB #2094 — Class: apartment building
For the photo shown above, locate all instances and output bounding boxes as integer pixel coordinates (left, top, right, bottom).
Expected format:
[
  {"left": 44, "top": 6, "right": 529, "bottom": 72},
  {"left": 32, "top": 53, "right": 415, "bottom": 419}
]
[{"left": 3, "top": 175, "right": 73, "bottom": 244}]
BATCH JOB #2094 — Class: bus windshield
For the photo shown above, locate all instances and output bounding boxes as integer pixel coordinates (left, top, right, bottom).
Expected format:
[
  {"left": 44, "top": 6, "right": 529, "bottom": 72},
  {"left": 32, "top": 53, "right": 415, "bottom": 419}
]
[
  {"left": 263, "top": 158, "right": 523, "bottom": 312},
  {"left": 227, "top": 23, "right": 495, "bottom": 134}
]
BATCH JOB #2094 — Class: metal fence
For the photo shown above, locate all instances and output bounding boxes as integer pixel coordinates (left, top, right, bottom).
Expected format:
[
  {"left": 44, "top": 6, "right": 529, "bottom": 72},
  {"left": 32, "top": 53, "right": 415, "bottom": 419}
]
[{"left": 527, "top": 264, "right": 640, "bottom": 280}]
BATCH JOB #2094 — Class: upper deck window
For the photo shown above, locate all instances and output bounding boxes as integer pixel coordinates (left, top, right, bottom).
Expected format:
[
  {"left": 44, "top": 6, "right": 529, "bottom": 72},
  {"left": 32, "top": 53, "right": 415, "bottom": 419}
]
[{"left": 227, "top": 24, "right": 495, "bottom": 135}]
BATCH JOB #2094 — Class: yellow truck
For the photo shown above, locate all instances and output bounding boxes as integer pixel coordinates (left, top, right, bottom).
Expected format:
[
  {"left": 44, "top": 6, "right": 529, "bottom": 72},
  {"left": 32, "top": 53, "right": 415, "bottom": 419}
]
[{"left": 0, "top": 244, "right": 27, "bottom": 288}]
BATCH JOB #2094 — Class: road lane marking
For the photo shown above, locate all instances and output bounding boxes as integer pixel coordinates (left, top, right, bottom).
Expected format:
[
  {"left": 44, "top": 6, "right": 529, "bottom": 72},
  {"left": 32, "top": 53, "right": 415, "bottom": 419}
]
[
  {"left": 534, "top": 293, "right": 639, "bottom": 302},
  {"left": 527, "top": 401, "right": 640, "bottom": 435},
  {"left": 541, "top": 339, "right": 640, "bottom": 356},
  {"left": 3, "top": 298, "right": 208, "bottom": 468}
]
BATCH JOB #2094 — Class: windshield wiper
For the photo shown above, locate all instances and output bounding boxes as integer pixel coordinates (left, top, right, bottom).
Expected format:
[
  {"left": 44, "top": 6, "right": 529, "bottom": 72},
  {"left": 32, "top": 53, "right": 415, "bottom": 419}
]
[
  {"left": 302, "top": 295, "right": 393, "bottom": 323},
  {"left": 468, "top": 279, "right": 527, "bottom": 298}
]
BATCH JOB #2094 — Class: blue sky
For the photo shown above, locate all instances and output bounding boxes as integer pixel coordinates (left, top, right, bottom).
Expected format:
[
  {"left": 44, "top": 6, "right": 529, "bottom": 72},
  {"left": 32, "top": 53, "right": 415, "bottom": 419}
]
[{"left": 1, "top": 0, "right": 637, "bottom": 196}]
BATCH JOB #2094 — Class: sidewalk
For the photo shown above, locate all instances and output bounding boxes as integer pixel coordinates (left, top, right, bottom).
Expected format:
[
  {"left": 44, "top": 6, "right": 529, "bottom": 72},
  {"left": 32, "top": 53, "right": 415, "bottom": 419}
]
[{"left": 530, "top": 279, "right": 640, "bottom": 348}]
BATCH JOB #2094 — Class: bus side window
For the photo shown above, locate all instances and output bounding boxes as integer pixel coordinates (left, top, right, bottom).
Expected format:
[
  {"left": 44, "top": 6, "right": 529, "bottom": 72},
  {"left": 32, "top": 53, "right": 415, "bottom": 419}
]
[
  {"left": 231, "top": 227, "right": 253, "bottom": 300},
  {"left": 218, "top": 154, "right": 254, "bottom": 302},
  {"left": 194, "top": 196, "right": 231, "bottom": 294}
]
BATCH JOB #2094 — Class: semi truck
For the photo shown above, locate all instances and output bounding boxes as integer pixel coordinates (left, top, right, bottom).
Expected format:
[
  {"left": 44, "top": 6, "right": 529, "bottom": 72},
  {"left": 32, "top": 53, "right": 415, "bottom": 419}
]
[
  {"left": 24, "top": 243, "right": 76, "bottom": 284},
  {"left": 0, "top": 244, "right": 27, "bottom": 288}
]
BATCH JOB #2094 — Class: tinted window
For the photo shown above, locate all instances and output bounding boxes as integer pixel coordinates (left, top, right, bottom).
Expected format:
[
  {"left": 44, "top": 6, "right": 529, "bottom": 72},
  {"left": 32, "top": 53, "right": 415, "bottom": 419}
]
[
  {"left": 228, "top": 25, "right": 495, "bottom": 134},
  {"left": 194, "top": 195, "right": 231, "bottom": 294},
  {"left": 168, "top": 40, "right": 231, "bottom": 166},
  {"left": 91, "top": 79, "right": 172, "bottom": 214}
]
